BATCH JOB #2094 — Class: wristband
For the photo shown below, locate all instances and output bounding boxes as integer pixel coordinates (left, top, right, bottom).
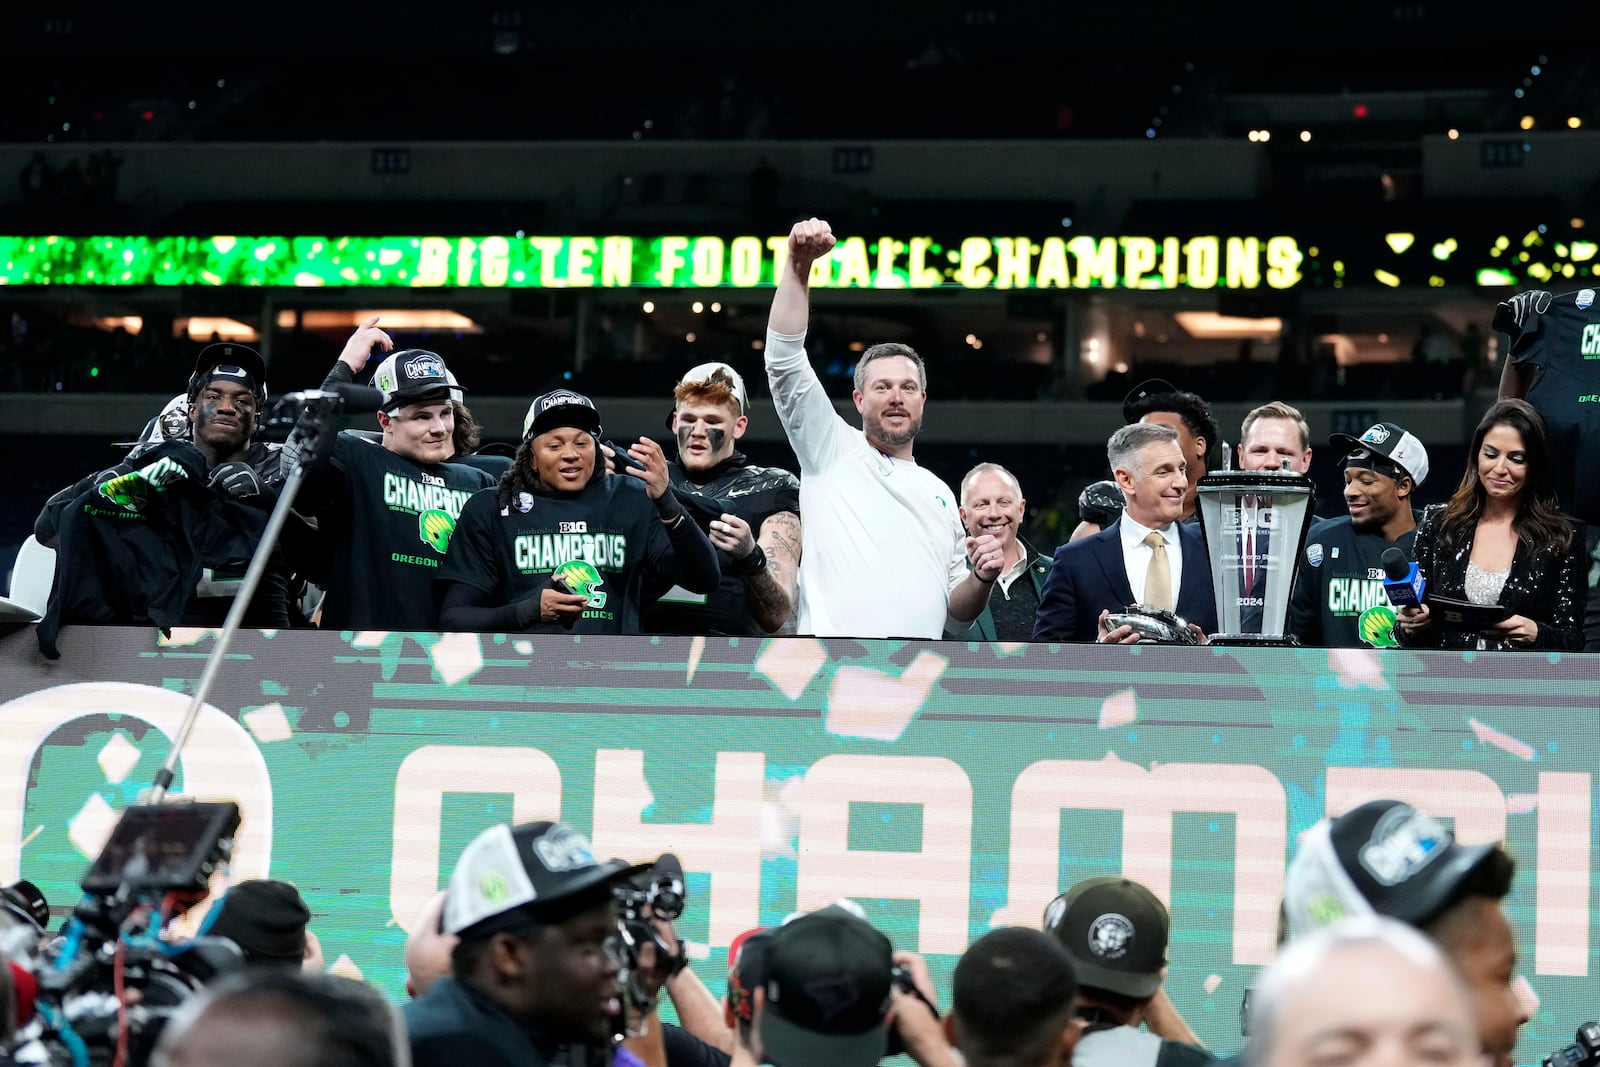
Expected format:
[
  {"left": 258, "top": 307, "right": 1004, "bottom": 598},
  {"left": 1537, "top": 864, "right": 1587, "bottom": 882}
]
[
  {"left": 733, "top": 548, "right": 768, "bottom": 577},
  {"left": 655, "top": 491, "right": 687, "bottom": 524}
]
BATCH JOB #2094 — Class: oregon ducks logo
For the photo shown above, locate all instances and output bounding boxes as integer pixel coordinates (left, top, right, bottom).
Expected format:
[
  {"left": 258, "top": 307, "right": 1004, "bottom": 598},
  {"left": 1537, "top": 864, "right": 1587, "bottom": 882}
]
[
  {"left": 552, "top": 559, "right": 608, "bottom": 609},
  {"left": 419, "top": 509, "right": 457, "bottom": 554},
  {"left": 1359, "top": 604, "right": 1400, "bottom": 649}
]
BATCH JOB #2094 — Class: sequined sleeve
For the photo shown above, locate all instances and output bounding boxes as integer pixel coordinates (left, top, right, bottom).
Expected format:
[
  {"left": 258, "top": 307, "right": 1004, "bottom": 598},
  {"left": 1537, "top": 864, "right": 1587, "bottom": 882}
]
[
  {"left": 1395, "top": 506, "right": 1443, "bottom": 649},
  {"left": 1532, "top": 519, "right": 1586, "bottom": 651}
]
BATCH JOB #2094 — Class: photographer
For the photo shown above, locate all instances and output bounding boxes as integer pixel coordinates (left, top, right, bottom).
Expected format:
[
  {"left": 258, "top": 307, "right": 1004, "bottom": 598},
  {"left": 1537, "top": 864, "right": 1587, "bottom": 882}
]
[
  {"left": 723, "top": 905, "right": 955, "bottom": 1067},
  {"left": 1042, "top": 877, "right": 1216, "bottom": 1067},
  {"left": 205, "top": 880, "right": 313, "bottom": 972},
  {"left": 946, "top": 927, "right": 1084, "bottom": 1067},
  {"left": 403, "top": 820, "right": 639, "bottom": 1067}
]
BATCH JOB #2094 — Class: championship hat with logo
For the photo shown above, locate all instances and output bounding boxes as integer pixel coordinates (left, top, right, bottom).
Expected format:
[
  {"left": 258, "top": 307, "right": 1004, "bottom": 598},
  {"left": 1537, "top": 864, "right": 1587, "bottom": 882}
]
[
  {"left": 758, "top": 905, "right": 894, "bottom": 1067},
  {"left": 441, "top": 820, "right": 643, "bottom": 937},
  {"left": 1283, "top": 799, "right": 1499, "bottom": 939},
  {"left": 677, "top": 362, "right": 749, "bottom": 416},
  {"left": 523, "top": 389, "right": 603, "bottom": 440},
  {"left": 1043, "top": 876, "right": 1169, "bottom": 998},
  {"left": 372, "top": 349, "right": 456, "bottom": 413},
  {"left": 1330, "top": 422, "right": 1429, "bottom": 488},
  {"left": 189, "top": 343, "right": 268, "bottom": 405}
]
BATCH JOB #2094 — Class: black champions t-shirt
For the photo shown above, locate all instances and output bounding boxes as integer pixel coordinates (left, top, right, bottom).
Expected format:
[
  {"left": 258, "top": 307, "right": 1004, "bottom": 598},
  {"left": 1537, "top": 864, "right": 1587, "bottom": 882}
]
[
  {"left": 642, "top": 458, "right": 801, "bottom": 635},
  {"left": 1500, "top": 287, "right": 1600, "bottom": 524},
  {"left": 438, "top": 475, "right": 683, "bottom": 635},
  {"left": 1289, "top": 515, "right": 1419, "bottom": 649},
  {"left": 312, "top": 433, "right": 494, "bottom": 631}
]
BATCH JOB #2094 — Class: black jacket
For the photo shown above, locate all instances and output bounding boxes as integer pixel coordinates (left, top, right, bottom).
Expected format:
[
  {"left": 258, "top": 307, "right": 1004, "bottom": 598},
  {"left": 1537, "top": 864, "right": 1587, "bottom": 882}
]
[
  {"left": 1399, "top": 503, "right": 1586, "bottom": 651},
  {"left": 36, "top": 441, "right": 270, "bottom": 658}
]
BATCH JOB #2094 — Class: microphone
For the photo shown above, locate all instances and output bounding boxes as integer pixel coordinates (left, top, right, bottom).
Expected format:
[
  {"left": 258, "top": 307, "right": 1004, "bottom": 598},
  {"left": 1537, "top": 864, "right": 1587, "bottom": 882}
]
[{"left": 1380, "top": 547, "right": 1426, "bottom": 608}]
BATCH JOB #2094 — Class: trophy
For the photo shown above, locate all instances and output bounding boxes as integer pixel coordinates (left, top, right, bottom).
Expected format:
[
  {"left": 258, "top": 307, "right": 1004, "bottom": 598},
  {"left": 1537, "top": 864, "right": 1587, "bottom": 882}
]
[{"left": 1194, "top": 465, "right": 1317, "bottom": 646}]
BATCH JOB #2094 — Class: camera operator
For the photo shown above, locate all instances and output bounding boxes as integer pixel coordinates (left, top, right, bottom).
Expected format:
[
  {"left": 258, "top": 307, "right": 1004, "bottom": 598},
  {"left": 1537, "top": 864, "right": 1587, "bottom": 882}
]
[
  {"left": 1043, "top": 877, "right": 1216, "bottom": 1067},
  {"left": 403, "top": 819, "right": 640, "bottom": 1067},
  {"left": 152, "top": 969, "right": 404, "bottom": 1067},
  {"left": 1282, "top": 800, "right": 1526, "bottom": 1067},
  {"left": 205, "top": 880, "right": 313, "bottom": 971},
  {"left": 722, "top": 904, "right": 955, "bottom": 1067},
  {"left": 612, "top": 858, "right": 732, "bottom": 1067},
  {"left": 946, "top": 927, "right": 1085, "bottom": 1067}
]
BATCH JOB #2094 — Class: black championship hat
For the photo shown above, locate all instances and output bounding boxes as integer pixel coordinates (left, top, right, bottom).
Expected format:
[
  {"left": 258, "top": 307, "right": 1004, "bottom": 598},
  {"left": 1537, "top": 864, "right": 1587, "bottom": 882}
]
[
  {"left": 441, "top": 821, "right": 644, "bottom": 937},
  {"left": 1044, "top": 876, "right": 1169, "bottom": 999},
  {"left": 189, "top": 343, "right": 268, "bottom": 404},
  {"left": 1283, "top": 799, "right": 1498, "bottom": 938},
  {"left": 372, "top": 349, "right": 456, "bottom": 412},
  {"left": 1329, "top": 422, "right": 1430, "bottom": 488},
  {"left": 522, "top": 389, "right": 603, "bottom": 440}
]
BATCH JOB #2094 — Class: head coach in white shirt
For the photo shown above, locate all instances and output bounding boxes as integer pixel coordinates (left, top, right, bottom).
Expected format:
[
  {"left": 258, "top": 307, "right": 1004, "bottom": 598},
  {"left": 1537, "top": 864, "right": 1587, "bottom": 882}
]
[{"left": 1033, "top": 423, "right": 1217, "bottom": 642}]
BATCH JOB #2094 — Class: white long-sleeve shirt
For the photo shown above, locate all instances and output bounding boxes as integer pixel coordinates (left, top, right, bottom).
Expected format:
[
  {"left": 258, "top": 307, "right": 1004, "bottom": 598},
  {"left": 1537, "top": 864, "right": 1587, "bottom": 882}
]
[{"left": 764, "top": 328, "right": 968, "bottom": 638}]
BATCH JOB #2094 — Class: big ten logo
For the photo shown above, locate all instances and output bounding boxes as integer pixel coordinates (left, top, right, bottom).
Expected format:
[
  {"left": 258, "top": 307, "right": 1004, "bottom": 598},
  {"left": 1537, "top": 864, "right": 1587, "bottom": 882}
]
[
  {"left": 387, "top": 749, "right": 1593, "bottom": 974},
  {"left": 0, "top": 683, "right": 274, "bottom": 926}
]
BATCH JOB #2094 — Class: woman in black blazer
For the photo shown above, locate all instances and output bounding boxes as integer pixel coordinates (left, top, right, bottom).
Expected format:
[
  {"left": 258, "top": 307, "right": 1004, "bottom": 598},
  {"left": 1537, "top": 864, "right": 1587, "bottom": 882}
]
[{"left": 1397, "top": 399, "right": 1584, "bottom": 651}]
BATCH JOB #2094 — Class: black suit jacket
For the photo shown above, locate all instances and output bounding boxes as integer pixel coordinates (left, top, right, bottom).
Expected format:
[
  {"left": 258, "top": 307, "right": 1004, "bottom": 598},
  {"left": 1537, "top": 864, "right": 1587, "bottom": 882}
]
[{"left": 1032, "top": 519, "right": 1218, "bottom": 641}]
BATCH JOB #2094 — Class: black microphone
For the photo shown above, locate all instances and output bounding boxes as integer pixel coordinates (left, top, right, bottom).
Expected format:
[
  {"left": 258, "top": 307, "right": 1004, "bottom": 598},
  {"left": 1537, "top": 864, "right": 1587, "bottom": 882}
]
[{"left": 1380, "top": 547, "right": 1426, "bottom": 608}]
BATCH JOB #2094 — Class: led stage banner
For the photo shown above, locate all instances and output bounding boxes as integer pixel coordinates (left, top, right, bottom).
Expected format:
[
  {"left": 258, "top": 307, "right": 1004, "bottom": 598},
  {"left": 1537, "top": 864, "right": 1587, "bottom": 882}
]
[
  {"left": 2, "top": 625, "right": 1597, "bottom": 1059},
  {"left": 0, "top": 230, "right": 1593, "bottom": 291}
]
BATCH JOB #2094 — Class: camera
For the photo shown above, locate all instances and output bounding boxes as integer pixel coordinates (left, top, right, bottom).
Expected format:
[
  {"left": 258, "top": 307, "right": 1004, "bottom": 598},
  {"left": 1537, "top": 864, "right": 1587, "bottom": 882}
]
[
  {"left": 609, "top": 854, "right": 690, "bottom": 1039},
  {"left": 3, "top": 802, "right": 245, "bottom": 1066},
  {"left": 1545, "top": 1023, "right": 1600, "bottom": 1067}
]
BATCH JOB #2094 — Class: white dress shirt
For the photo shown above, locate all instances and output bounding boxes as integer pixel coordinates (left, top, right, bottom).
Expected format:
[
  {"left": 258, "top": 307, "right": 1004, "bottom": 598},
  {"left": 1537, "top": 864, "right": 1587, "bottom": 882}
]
[{"left": 1117, "top": 514, "right": 1183, "bottom": 606}]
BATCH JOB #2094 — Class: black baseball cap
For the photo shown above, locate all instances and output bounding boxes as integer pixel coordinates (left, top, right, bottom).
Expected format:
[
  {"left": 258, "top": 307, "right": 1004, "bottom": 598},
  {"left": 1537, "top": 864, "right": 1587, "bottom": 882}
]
[
  {"left": 373, "top": 349, "right": 456, "bottom": 412},
  {"left": 1043, "top": 876, "right": 1169, "bottom": 998},
  {"left": 1283, "top": 800, "right": 1499, "bottom": 938},
  {"left": 759, "top": 906, "right": 894, "bottom": 1067},
  {"left": 523, "top": 389, "right": 603, "bottom": 440},
  {"left": 441, "top": 821, "right": 644, "bottom": 937}
]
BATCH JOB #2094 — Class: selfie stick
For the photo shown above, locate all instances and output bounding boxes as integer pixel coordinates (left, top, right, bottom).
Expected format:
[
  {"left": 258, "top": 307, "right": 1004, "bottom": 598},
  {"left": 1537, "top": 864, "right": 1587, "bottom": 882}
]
[{"left": 147, "top": 386, "right": 379, "bottom": 803}]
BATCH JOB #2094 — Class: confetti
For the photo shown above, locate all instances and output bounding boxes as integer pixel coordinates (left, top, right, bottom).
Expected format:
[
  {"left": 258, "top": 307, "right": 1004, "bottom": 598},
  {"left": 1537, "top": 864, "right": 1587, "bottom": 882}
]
[
  {"left": 68, "top": 793, "right": 118, "bottom": 860},
  {"left": 96, "top": 733, "right": 141, "bottom": 784},
  {"left": 427, "top": 632, "right": 484, "bottom": 685},
  {"left": 242, "top": 703, "right": 294, "bottom": 744},
  {"left": 1468, "top": 718, "right": 1535, "bottom": 761},
  {"left": 824, "top": 651, "right": 946, "bottom": 742},
  {"left": 1098, "top": 690, "right": 1139, "bottom": 730},
  {"left": 754, "top": 638, "right": 828, "bottom": 701},
  {"left": 686, "top": 636, "right": 706, "bottom": 684}
]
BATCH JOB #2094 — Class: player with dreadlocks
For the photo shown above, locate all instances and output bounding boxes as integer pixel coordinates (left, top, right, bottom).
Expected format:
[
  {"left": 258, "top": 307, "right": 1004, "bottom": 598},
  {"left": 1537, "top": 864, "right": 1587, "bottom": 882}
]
[{"left": 436, "top": 390, "right": 720, "bottom": 633}]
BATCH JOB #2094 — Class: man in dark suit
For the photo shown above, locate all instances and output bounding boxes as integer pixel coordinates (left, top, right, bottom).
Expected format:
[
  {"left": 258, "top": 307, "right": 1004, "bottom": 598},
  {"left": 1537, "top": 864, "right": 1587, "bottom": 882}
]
[{"left": 1033, "top": 423, "right": 1217, "bottom": 642}]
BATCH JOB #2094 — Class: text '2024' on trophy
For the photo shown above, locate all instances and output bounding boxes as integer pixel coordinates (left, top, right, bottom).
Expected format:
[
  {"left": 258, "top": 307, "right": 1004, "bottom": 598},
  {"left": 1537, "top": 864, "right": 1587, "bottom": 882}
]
[{"left": 1194, "top": 466, "right": 1317, "bottom": 646}]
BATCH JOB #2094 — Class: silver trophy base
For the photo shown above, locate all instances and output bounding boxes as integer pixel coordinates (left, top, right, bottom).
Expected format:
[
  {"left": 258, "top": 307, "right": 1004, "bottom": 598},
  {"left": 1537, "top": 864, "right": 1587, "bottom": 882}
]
[{"left": 1206, "top": 633, "right": 1302, "bottom": 647}]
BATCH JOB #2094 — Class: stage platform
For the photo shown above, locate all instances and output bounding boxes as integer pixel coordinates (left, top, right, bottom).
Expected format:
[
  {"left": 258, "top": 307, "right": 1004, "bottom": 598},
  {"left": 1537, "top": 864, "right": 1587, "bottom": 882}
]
[{"left": 1, "top": 623, "right": 1595, "bottom": 1056}]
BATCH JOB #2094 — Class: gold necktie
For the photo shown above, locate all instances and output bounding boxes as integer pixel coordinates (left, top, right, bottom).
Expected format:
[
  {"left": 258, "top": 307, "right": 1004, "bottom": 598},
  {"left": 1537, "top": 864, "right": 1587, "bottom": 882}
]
[{"left": 1143, "top": 531, "right": 1173, "bottom": 611}]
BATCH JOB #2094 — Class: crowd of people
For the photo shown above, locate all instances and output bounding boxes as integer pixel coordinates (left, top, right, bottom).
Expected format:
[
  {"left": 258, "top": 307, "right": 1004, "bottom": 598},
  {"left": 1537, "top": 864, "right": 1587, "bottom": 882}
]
[
  {"left": 0, "top": 798, "right": 1530, "bottom": 1067},
  {"left": 26, "top": 218, "right": 1600, "bottom": 654}
]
